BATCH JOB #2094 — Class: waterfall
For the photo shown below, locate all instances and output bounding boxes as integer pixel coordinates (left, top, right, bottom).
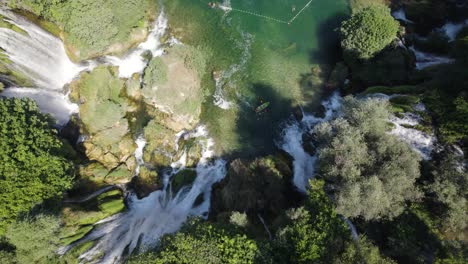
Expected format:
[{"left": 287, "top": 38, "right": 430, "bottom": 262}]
[
  {"left": 0, "top": 10, "right": 88, "bottom": 90},
  {"left": 410, "top": 46, "right": 454, "bottom": 70},
  {"left": 391, "top": 8, "right": 413, "bottom": 24},
  {"left": 134, "top": 135, "right": 147, "bottom": 176},
  {"left": 104, "top": 12, "right": 168, "bottom": 78},
  {"left": 1, "top": 87, "right": 78, "bottom": 125},
  {"left": 389, "top": 112, "right": 436, "bottom": 160},
  {"left": 438, "top": 19, "right": 468, "bottom": 41},
  {"left": 278, "top": 93, "right": 342, "bottom": 193},
  {"left": 59, "top": 126, "right": 226, "bottom": 263}
]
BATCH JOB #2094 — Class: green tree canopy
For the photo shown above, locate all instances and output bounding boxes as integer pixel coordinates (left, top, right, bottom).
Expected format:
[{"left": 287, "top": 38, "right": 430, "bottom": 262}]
[
  {"left": 340, "top": 5, "right": 399, "bottom": 59},
  {"left": 4, "top": 214, "right": 61, "bottom": 264},
  {"left": 0, "top": 98, "right": 73, "bottom": 232},
  {"left": 334, "top": 236, "right": 396, "bottom": 264},
  {"left": 315, "top": 97, "right": 421, "bottom": 220},
  {"left": 128, "top": 219, "right": 260, "bottom": 264},
  {"left": 273, "top": 180, "right": 348, "bottom": 263}
]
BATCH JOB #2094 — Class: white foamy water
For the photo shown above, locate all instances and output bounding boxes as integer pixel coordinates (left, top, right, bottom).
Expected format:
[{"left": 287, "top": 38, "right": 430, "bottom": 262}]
[
  {"left": 104, "top": 12, "right": 168, "bottom": 78},
  {"left": 134, "top": 135, "right": 147, "bottom": 176},
  {"left": 59, "top": 126, "right": 226, "bottom": 263},
  {"left": 1, "top": 87, "right": 78, "bottom": 125},
  {"left": 279, "top": 93, "right": 342, "bottom": 193},
  {"left": 392, "top": 8, "right": 413, "bottom": 24},
  {"left": 0, "top": 10, "right": 89, "bottom": 90},
  {"left": 410, "top": 46, "right": 454, "bottom": 69},
  {"left": 390, "top": 112, "right": 435, "bottom": 160},
  {"left": 438, "top": 19, "right": 468, "bottom": 41}
]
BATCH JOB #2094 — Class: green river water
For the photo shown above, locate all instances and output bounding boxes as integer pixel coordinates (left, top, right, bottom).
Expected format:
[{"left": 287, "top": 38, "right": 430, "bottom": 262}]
[{"left": 164, "top": 0, "right": 349, "bottom": 155}]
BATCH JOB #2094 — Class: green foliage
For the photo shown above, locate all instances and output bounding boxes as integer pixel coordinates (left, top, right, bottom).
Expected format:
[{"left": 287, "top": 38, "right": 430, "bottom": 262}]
[
  {"left": 315, "top": 96, "right": 421, "bottom": 220},
  {"left": 340, "top": 5, "right": 399, "bottom": 59},
  {"left": 273, "top": 180, "right": 348, "bottom": 263},
  {"left": 8, "top": 0, "right": 155, "bottom": 59},
  {"left": 0, "top": 98, "right": 73, "bottom": 233},
  {"left": 128, "top": 219, "right": 260, "bottom": 264},
  {"left": 428, "top": 154, "right": 468, "bottom": 236},
  {"left": 5, "top": 214, "right": 61, "bottom": 264},
  {"left": 363, "top": 85, "right": 423, "bottom": 95},
  {"left": 214, "top": 156, "right": 292, "bottom": 218},
  {"left": 144, "top": 57, "right": 168, "bottom": 87},
  {"left": 335, "top": 236, "right": 396, "bottom": 264}
]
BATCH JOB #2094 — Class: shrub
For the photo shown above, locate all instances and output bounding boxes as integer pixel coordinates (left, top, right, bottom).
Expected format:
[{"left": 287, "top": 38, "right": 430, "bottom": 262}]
[
  {"left": 340, "top": 5, "right": 399, "bottom": 59},
  {"left": 0, "top": 98, "right": 73, "bottom": 233}
]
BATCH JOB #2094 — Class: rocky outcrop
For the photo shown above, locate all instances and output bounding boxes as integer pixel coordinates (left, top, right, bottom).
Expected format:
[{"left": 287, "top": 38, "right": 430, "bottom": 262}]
[{"left": 70, "top": 66, "right": 136, "bottom": 183}]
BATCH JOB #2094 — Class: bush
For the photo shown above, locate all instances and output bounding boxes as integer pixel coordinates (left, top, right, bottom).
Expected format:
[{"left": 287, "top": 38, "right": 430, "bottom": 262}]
[
  {"left": 5, "top": 214, "right": 61, "bottom": 263},
  {"left": 0, "top": 98, "right": 73, "bottom": 233},
  {"left": 315, "top": 96, "right": 421, "bottom": 220},
  {"left": 340, "top": 5, "right": 399, "bottom": 59}
]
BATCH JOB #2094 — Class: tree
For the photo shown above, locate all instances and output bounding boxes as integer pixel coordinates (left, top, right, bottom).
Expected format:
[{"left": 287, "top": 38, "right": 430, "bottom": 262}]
[
  {"left": 0, "top": 98, "right": 73, "bottom": 232},
  {"left": 335, "top": 236, "right": 396, "bottom": 264},
  {"left": 340, "top": 5, "right": 399, "bottom": 59},
  {"left": 5, "top": 214, "right": 61, "bottom": 264},
  {"left": 273, "top": 180, "right": 348, "bottom": 263},
  {"left": 128, "top": 219, "right": 260, "bottom": 264},
  {"left": 428, "top": 154, "right": 467, "bottom": 235},
  {"left": 315, "top": 97, "right": 421, "bottom": 220}
]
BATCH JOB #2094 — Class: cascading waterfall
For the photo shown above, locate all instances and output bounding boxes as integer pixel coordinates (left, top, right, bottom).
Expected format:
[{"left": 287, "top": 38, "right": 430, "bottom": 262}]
[
  {"left": 438, "top": 19, "right": 468, "bottom": 41},
  {"left": 104, "top": 12, "right": 168, "bottom": 78},
  {"left": 59, "top": 126, "right": 226, "bottom": 263},
  {"left": 134, "top": 135, "right": 147, "bottom": 176},
  {"left": 392, "top": 8, "right": 413, "bottom": 24},
  {"left": 0, "top": 9, "right": 88, "bottom": 90},
  {"left": 278, "top": 93, "right": 342, "bottom": 193},
  {"left": 410, "top": 46, "right": 454, "bottom": 70},
  {"left": 0, "top": 8, "right": 169, "bottom": 125},
  {"left": 1, "top": 87, "right": 78, "bottom": 125}
]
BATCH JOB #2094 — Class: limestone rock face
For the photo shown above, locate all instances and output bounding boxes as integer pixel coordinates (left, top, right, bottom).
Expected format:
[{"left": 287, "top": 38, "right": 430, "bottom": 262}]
[
  {"left": 141, "top": 45, "right": 205, "bottom": 131},
  {"left": 71, "top": 66, "right": 136, "bottom": 182}
]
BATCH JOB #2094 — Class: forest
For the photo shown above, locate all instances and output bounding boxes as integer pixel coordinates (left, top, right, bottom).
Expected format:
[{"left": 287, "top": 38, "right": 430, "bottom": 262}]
[{"left": 0, "top": 0, "right": 466, "bottom": 263}]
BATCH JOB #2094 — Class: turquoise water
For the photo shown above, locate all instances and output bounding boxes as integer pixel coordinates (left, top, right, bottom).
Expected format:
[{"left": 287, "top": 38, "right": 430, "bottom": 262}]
[{"left": 164, "top": 0, "right": 349, "bottom": 155}]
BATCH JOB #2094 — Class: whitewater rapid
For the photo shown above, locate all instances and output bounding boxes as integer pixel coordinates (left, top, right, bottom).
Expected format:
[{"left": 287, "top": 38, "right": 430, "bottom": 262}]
[
  {"left": 59, "top": 126, "right": 226, "bottom": 263},
  {"left": 0, "top": 8, "right": 169, "bottom": 125}
]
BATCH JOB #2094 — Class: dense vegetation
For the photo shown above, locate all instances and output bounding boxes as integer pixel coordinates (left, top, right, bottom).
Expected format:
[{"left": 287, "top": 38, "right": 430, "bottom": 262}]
[
  {"left": 315, "top": 97, "right": 421, "bottom": 220},
  {"left": 0, "top": 98, "right": 73, "bottom": 233},
  {"left": 340, "top": 5, "right": 399, "bottom": 59},
  {"left": 0, "top": 0, "right": 467, "bottom": 263},
  {"left": 7, "top": 0, "right": 156, "bottom": 60}
]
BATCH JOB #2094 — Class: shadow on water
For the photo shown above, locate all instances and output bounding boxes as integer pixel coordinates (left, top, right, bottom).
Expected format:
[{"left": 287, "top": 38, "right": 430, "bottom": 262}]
[
  {"left": 232, "top": 82, "right": 293, "bottom": 158},
  {"left": 309, "top": 13, "right": 349, "bottom": 64}
]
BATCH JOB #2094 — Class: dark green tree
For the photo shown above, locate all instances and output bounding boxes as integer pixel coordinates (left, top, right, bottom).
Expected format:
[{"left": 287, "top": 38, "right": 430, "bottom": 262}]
[
  {"left": 340, "top": 5, "right": 399, "bottom": 59},
  {"left": 128, "top": 219, "right": 260, "bottom": 264},
  {"left": 0, "top": 98, "right": 73, "bottom": 233},
  {"left": 273, "top": 180, "right": 348, "bottom": 263}
]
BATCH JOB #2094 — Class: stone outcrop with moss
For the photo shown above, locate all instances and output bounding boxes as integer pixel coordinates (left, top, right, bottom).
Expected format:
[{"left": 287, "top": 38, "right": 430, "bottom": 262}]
[{"left": 70, "top": 66, "right": 136, "bottom": 183}]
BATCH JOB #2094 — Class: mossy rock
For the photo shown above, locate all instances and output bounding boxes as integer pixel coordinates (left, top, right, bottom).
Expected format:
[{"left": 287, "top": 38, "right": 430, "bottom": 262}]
[
  {"left": 171, "top": 169, "right": 197, "bottom": 193},
  {"left": 131, "top": 166, "right": 161, "bottom": 198},
  {"left": 363, "top": 85, "right": 423, "bottom": 95},
  {"left": 0, "top": 14, "right": 27, "bottom": 34},
  {"left": 143, "top": 119, "right": 176, "bottom": 167},
  {"left": 105, "top": 164, "right": 132, "bottom": 183},
  {"left": 390, "top": 95, "right": 421, "bottom": 105}
]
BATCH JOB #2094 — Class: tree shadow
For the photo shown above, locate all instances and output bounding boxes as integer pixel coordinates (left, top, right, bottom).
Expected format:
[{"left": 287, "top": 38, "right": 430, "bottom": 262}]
[
  {"left": 231, "top": 82, "right": 294, "bottom": 158},
  {"left": 309, "top": 12, "right": 349, "bottom": 64}
]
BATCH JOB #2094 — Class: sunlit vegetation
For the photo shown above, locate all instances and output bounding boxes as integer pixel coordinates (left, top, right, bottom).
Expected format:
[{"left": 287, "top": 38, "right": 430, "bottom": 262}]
[
  {"left": 7, "top": 0, "right": 157, "bottom": 59},
  {"left": 315, "top": 97, "right": 421, "bottom": 220},
  {"left": 340, "top": 5, "right": 399, "bottom": 60},
  {"left": 0, "top": 98, "right": 74, "bottom": 233}
]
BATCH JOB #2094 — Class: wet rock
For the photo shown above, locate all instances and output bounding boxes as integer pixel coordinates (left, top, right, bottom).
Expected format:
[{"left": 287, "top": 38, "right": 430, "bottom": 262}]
[
  {"left": 143, "top": 119, "right": 177, "bottom": 168},
  {"left": 171, "top": 169, "right": 197, "bottom": 194},
  {"left": 130, "top": 166, "right": 161, "bottom": 199}
]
